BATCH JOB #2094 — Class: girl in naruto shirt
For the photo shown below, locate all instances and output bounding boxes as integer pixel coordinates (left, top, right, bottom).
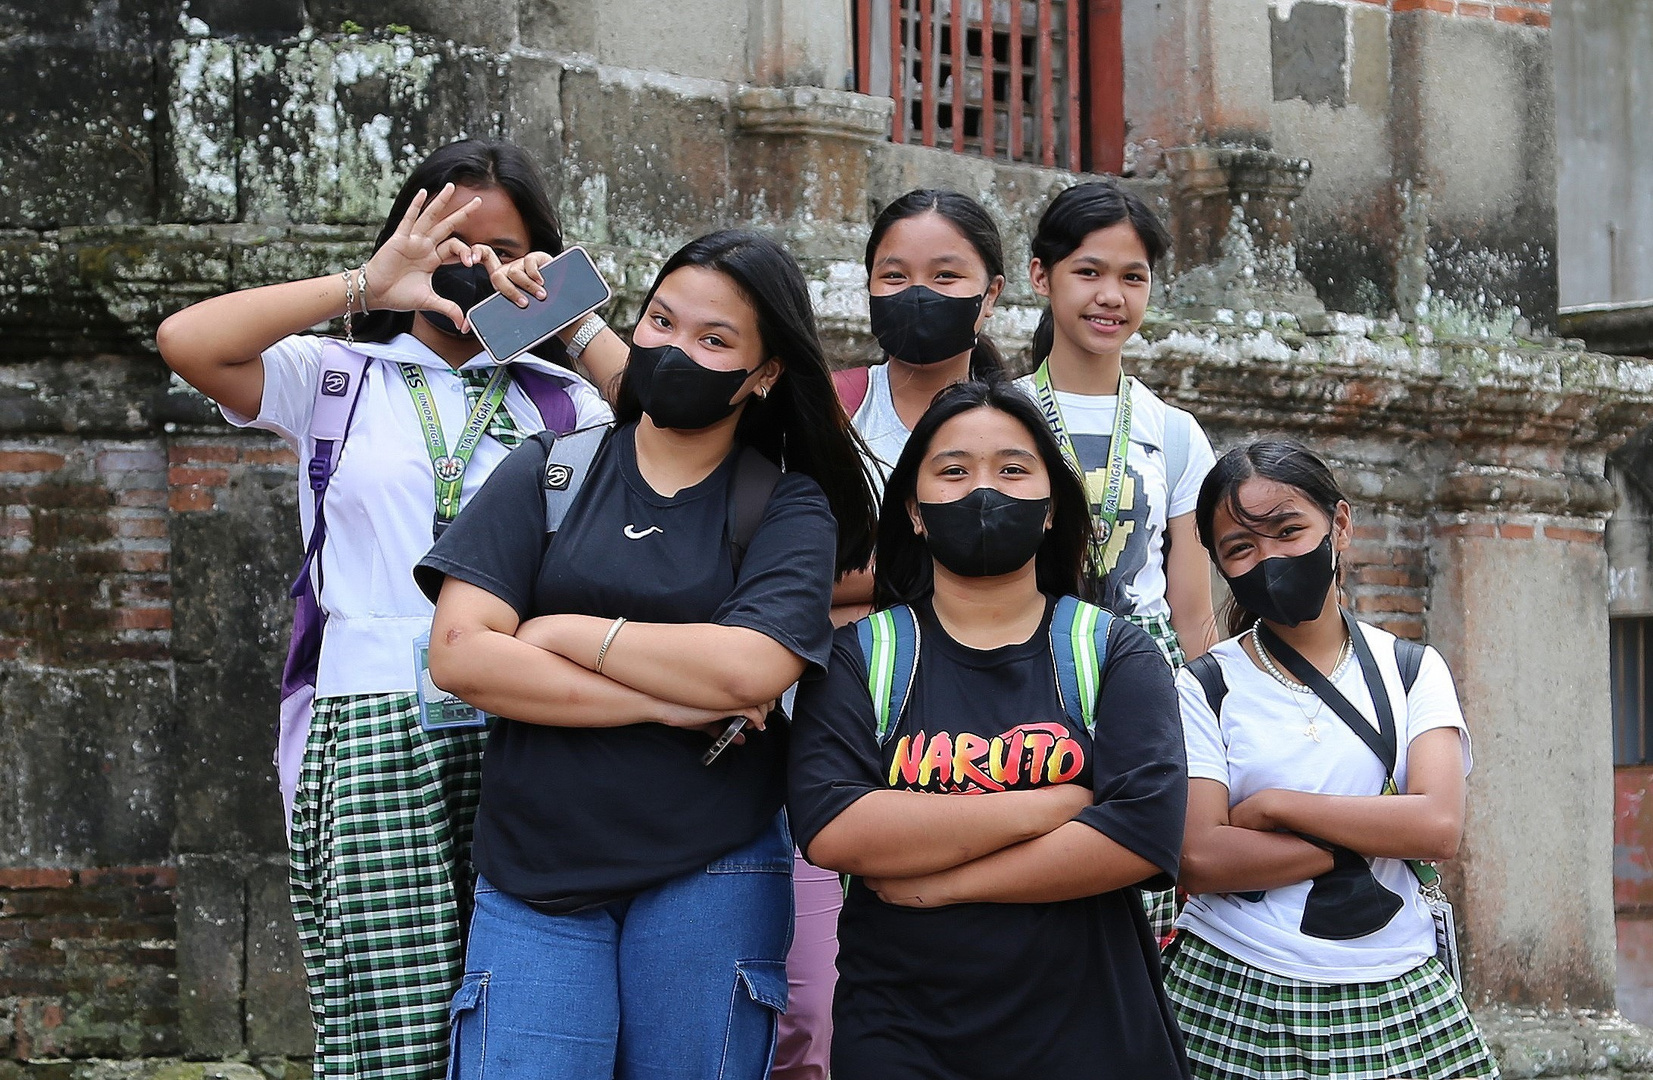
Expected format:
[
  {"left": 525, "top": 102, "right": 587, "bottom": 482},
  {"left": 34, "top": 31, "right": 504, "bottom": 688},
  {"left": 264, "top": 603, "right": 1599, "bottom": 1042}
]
[{"left": 790, "top": 377, "right": 1190, "bottom": 1080}]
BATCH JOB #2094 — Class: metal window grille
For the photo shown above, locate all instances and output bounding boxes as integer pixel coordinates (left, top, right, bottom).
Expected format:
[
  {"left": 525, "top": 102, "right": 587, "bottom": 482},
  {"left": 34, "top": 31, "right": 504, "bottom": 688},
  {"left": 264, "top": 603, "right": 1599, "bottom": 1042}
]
[
  {"left": 855, "top": 0, "right": 1124, "bottom": 174},
  {"left": 1614, "top": 617, "right": 1653, "bottom": 765}
]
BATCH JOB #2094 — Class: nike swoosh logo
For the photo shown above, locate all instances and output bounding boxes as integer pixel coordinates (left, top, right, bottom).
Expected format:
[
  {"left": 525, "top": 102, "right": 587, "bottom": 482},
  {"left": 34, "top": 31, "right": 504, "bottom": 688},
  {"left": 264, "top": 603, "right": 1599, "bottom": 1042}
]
[{"left": 624, "top": 524, "right": 663, "bottom": 540}]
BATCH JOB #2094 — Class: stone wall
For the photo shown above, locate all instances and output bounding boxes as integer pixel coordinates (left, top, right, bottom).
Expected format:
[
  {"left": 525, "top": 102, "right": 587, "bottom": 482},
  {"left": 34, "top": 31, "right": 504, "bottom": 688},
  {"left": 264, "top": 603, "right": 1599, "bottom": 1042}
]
[{"left": 2, "top": 0, "right": 1651, "bottom": 1075}]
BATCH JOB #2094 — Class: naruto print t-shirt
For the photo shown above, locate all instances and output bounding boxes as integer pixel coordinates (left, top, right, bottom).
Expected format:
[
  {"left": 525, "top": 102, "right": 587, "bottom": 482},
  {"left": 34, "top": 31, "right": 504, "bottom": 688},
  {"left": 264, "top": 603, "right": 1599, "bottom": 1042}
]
[
  {"left": 1012, "top": 375, "right": 1214, "bottom": 620},
  {"left": 789, "top": 598, "right": 1190, "bottom": 1080}
]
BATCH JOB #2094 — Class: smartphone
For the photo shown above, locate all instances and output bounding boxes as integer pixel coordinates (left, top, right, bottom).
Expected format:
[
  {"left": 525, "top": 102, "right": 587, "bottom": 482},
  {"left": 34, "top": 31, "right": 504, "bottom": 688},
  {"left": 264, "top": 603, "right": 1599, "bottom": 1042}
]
[
  {"left": 700, "top": 716, "right": 749, "bottom": 766},
  {"left": 468, "top": 245, "right": 612, "bottom": 364}
]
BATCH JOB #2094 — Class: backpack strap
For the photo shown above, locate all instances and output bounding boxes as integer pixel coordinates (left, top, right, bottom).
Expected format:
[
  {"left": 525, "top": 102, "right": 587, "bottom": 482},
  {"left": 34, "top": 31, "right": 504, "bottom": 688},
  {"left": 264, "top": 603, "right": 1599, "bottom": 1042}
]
[
  {"left": 832, "top": 366, "right": 872, "bottom": 417},
  {"left": 511, "top": 365, "right": 580, "bottom": 436},
  {"left": 1050, "top": 596, "right": 1114, "bottom": 736},
  {"left": 728, "top": 446, "right": 782, "bottom": 574},
  {"left": 290, "top": 342, "right": 371, "bottom": 599},
  {"left": 537, "top": 425, "right": 612, "bottom": 534},
  {"left": 1393, "top": 638, "right": 1426, "bottom": 694},
  {"left": 1185, "top": 652, "right": 1228, "bottom": 718},
  {"left": 855, "top": 605, "right": 920, "bottom": 746}
]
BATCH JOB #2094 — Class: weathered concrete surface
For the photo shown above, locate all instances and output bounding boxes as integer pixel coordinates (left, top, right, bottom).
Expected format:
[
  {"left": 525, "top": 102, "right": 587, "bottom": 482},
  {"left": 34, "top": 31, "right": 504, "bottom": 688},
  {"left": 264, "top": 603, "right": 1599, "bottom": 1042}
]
[
  {"left": 1556, "top": 0, "right": 1653, "bottom": 309},
  {"left": 1609, "top": 428, "right": 1653, "bottom": 618}
]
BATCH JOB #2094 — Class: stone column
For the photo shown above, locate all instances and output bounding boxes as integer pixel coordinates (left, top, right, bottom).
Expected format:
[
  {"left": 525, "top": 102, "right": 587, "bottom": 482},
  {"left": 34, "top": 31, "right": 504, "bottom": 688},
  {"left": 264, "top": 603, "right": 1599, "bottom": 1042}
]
[{"left": 732, "top": 86, "right": 893, "bottom": 235}]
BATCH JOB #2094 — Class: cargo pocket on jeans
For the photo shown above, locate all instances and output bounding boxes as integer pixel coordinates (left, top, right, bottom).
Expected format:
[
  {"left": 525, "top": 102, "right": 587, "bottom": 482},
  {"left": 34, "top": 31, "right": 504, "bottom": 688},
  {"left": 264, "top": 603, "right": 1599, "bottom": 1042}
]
[
  {"left": 447, "top": 971, "right": 488, "bottom": 1080},
  {"left": 719, "top": 959, "right": 789, "bottom": 1079}
]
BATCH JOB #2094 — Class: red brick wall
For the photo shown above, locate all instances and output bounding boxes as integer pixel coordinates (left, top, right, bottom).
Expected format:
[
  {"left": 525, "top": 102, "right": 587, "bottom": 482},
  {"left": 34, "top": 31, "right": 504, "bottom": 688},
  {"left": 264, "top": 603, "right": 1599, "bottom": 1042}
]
[
  {"left": 0, "top": 867, "right": 178, "bottom": 1060},
  {"left": 1352, "top": 0, "right": 1550, "bottom": 28}
]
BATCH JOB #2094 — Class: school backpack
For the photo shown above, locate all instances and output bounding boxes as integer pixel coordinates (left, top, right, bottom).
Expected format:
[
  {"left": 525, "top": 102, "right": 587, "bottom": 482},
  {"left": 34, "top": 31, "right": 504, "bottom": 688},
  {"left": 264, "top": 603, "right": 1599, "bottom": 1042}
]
[
  {"left": 276, "top": 342, "right": 583, "bottom": 830},
  {"left": 833, "top": 366, "right": 871, "bottom": 417},
  {"left": 853, "top": 595, "right": 1116, "bottom": 743}
]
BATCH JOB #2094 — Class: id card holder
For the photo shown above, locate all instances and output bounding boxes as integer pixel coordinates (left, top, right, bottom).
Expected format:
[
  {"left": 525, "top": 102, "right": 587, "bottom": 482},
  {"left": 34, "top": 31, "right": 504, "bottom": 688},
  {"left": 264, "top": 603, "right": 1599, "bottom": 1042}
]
[
  {"left": 1425, "top": 886, "right": 1461, "bottom": 987},
  {"left": 414, "top": 634, "right": 488, "bottom": 731}
]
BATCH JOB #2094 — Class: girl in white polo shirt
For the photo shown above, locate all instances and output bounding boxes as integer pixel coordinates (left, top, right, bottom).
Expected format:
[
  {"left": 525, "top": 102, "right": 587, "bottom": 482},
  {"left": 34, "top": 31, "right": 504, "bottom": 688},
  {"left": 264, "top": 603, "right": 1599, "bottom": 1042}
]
[
  {"left": 1165, "top": 440, "right": 1497, "bottom": 1080},
  {"left": 156, "top": 139, "right": 620, "bottom": 1080}
]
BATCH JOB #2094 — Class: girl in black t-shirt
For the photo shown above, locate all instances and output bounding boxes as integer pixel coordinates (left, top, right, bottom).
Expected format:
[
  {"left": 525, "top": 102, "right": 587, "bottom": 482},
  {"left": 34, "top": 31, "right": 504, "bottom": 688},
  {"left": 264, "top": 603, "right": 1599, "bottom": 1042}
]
[
  {"left": 789, "top": 378, "right": 1191, "bottom": 1080},
  {"left": 416, "top": 230, "right": 877, "bottom": 1080}
]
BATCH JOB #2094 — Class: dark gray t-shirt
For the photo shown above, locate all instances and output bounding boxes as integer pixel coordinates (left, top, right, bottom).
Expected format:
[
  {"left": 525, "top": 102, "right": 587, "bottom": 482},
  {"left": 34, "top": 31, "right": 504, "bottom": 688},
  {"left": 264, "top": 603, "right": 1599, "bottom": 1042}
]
[
  {"left": 788, "top": 599, "right": 1190, "bottom": 1079},
  {"left": 416, "top": 422, "right": 836, "bottom": 909}
]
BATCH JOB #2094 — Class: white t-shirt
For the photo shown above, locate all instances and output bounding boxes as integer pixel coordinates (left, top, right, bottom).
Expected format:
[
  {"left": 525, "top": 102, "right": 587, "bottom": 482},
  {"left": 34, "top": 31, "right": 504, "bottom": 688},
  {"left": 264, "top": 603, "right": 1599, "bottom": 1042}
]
[
  {"left": 1174, "top": 623, "right": 1473, "bottom": 982},
  {"left": 224, "top": 333, "right": 612, "bottom": 697},
  {"left": 849, "top": 362, "right": 912, "bottom": 502},
  {"left": 1012, "top": 374, "right": 1214, "bottom": 622}
]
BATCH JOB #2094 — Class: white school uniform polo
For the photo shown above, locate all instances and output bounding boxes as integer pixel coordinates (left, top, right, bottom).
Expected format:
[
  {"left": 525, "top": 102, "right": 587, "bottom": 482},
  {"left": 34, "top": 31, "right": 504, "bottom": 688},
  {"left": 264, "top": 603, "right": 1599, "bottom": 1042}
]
[
  {"left": 1173, "top": 621, "right": 1473, "bottom": 982},
  {"left": 223, "top": 332, "right": 612, "bottom": 698}
]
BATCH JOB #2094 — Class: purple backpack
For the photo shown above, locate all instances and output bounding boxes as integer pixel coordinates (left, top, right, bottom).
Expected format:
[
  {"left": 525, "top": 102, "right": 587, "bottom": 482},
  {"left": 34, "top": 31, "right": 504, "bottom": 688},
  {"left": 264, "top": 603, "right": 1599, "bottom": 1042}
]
[{"left": 276, "top": 341, "right": 579, "bottom": 831}]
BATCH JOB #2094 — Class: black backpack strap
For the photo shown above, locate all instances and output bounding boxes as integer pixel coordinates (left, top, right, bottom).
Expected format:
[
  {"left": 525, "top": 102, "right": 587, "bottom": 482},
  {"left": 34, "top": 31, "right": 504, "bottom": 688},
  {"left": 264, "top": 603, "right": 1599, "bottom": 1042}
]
[
  {"left": 1185, "top": 652, "right": 1228, "bottom": 718},
  {"left": 728, "top": 446, "right": 782, "bottom": 573},
  {"left": 1393, "top": 638, "right": 1426, "bottom": 694}
]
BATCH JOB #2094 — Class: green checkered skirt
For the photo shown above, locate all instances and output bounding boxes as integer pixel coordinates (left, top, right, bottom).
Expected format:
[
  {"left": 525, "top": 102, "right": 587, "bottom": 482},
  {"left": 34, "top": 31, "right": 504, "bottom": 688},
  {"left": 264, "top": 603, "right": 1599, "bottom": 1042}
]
[
  {"left": 1123, "top": 610, "right": 1184, "bottom": 941},
  {"left": 1163, "top": 933, "right": 1499, "bottom": 1080},
  {"left": 288, "top": 692, "right": 486, "bottom": 1080}
]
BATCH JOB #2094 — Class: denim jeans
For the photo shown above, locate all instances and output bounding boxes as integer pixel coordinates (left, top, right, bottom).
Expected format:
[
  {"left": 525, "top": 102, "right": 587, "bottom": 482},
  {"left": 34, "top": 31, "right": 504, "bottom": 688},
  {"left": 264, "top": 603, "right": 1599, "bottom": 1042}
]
[{"left": 449, "top": 812, "right": 794, "bottom": 1080}]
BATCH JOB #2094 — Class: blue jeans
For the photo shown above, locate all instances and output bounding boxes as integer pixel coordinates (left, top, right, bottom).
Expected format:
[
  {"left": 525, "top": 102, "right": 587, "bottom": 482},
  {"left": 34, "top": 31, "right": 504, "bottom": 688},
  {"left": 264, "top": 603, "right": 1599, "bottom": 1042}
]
[{"left": 449, "top": 812, "right": 794, "bottom": 1080}]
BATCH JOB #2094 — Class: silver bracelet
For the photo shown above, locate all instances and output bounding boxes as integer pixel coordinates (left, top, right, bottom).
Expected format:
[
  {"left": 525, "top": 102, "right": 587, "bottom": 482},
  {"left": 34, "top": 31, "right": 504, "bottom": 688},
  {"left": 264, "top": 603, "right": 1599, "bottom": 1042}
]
[
  {"left": 355, "top": 265, "right": 370, "bottom": 314},
  {"left": 566, "top": 313, "right": 606, "bottom": 360},
  {"left": 594, "top": 616, "right": 626, "bottom": 674},
  {"left": 341, "top": 269, "right": 357, "bottom": 347}
]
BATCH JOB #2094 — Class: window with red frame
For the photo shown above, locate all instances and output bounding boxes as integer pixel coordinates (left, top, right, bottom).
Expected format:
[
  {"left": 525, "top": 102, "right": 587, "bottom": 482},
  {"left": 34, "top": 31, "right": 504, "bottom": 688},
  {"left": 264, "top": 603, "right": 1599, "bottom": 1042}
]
[{"left": 854, "top": 0, "right": 1124, "bottom": 174}]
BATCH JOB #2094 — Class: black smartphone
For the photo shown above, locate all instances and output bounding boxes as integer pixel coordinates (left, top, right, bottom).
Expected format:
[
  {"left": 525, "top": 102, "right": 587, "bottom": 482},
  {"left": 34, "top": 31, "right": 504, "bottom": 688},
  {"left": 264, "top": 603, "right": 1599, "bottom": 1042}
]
[{"left": 468, "top": 245, "right": 612, "bottom": 364}]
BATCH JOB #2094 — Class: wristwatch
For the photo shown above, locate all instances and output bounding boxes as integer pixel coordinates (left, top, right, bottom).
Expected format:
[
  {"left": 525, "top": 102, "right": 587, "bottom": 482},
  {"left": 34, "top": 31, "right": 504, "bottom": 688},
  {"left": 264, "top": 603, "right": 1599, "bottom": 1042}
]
[{"left": 565, "top": 313, "right": 607, "bottom": 360}]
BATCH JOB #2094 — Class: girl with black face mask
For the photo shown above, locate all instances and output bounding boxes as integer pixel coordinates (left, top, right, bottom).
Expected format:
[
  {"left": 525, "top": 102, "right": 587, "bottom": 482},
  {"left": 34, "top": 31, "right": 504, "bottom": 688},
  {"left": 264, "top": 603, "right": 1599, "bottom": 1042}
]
[
  {"left": 156, "top": 139, "right": 623, "bottom": 1080},
  {"left": 416, "top": 230, "right": 877, "bottom": 1080},
  {"left": 1166, "top": 440, "right": 1496, "bottom": 1080},
  {"left": 790, "top": 378, "right": 1192, "bottom": 1080}
]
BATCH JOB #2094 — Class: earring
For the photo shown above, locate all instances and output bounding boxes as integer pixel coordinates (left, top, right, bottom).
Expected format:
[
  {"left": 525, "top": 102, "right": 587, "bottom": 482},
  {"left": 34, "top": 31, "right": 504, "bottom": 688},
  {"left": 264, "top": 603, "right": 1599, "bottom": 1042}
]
[{"left": 756, "top": 385, "right": 770, "bottom": 399}]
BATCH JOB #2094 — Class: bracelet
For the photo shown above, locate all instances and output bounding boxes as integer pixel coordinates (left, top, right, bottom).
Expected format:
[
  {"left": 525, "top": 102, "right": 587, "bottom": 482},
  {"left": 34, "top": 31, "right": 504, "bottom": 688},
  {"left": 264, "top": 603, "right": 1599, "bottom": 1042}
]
[
  {"left": 594, "top": 616, "right": 627, "bottom": 674},
  {"left": 355, "top": 265, "right": 370, "bottom": 315},
  {"left": 566, "top": 313, "right": 606, "bottom": 360},
  {"left": 341, "top": 269, "right": 357, "bottom": 347}
]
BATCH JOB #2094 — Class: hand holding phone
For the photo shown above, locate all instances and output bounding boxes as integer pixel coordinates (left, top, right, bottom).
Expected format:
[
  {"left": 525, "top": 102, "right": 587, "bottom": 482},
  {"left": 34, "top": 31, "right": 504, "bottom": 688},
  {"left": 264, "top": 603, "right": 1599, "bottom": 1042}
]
[
  {"left": 700, "top": 716, "right": 750, "bottom": 766},
  {"left": 467, "top": 245, "right": 612, "bottom": 364}
]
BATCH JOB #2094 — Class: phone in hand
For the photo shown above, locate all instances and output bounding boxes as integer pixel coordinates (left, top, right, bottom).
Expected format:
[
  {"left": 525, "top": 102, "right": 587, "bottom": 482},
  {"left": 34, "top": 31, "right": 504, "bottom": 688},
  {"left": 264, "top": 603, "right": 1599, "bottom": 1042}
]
[
  {"left": 467, "top": 245, "right": 612, "bottom": 364},
  {"left": 701, "top": 716, "right": 749, "bottom": 766}
]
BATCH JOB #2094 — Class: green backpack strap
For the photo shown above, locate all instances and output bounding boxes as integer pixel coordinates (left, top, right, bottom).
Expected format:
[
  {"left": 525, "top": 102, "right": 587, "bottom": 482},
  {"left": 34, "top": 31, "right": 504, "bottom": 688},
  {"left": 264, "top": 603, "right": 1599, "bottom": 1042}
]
[
  {"left": 1049, "top": 595, "right": 1115, "bottom": 736},
  {"left": 854, "top": 605, "right": 921, "bottom": 746}
]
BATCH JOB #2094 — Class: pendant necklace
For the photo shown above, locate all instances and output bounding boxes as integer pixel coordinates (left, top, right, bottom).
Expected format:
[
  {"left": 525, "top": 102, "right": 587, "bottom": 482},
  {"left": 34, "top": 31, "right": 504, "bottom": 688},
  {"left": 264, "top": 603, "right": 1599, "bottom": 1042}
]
[{"left": 1249, "top": 626, "right": 1353, "bottom": 741}]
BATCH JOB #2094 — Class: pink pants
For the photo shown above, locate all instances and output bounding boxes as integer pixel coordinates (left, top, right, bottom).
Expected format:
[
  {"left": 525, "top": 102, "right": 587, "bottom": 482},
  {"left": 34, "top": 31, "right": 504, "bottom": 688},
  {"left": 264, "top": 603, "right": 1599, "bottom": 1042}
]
[{"left": 772, "top": 848, "right": 841, "bottom": 1080}]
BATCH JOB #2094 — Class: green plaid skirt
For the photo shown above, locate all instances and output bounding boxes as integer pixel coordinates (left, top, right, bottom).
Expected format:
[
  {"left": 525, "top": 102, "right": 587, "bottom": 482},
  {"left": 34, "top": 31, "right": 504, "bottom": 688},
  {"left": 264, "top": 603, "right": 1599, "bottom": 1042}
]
[
  {"left": 1123, "top": 610, "right": 1184, "bottom": 941},
  {"left": 288, "top": 692, "right": 486, "bottom": 1080},
  {"left": 1163, "top": 933, "right": 1499, "bottom": 1080}
]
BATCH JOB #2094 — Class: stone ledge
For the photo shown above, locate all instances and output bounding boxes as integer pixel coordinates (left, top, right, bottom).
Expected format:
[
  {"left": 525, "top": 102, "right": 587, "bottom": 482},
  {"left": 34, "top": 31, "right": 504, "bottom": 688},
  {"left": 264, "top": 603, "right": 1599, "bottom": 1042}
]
[
  {"left": 1478, "top": 1007, "right": 1653, "bottom": 1078},
  {"left": 0, "top": 1061, "right": 306, "bottom": 1080},
  {"left": 733, "top": 85, "right": 893, "bottom": 142}
]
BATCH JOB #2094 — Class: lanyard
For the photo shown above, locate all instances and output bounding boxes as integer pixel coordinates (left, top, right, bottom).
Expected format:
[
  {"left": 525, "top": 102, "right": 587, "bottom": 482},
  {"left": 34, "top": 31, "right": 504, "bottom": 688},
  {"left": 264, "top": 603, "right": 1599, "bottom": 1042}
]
[
  {"left": 1030, "top": 361, "right": 1132, "bottom": 571},
  {"left": 398, "top": 363, "right": 511, "bottom": 535}
]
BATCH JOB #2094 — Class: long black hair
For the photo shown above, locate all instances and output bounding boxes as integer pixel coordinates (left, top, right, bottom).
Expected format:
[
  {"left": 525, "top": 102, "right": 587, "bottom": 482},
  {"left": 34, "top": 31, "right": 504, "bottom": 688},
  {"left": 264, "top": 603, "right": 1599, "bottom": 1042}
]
[
  {"left": 613, "top": 229, "right": 879, "bottom": 577},
  {"left": 865, "top": 189, "right": 1006, "bottom": 377},
  {"left": 1029, "top": 182, "right": 1172, "bottom": 365},
  {"left": 873, "top": 376, "right": 1094, "bottom": 607},
  {"left": 350, "top": 139, "right": 565, "bottom": 345},
  {"left": 1194, "top": 440, "right": 1350, "bottom": 637}
]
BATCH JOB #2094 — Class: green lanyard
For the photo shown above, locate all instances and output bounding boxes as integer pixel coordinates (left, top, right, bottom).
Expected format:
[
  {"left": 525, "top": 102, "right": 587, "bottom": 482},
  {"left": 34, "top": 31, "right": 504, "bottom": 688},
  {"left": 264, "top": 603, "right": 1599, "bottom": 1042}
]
[
  {"left": 1030, "top": 361, "right": 1133, "bottom": 571},
  {"left": 398, "top": 363, "right": 511, "bottom": 535}
]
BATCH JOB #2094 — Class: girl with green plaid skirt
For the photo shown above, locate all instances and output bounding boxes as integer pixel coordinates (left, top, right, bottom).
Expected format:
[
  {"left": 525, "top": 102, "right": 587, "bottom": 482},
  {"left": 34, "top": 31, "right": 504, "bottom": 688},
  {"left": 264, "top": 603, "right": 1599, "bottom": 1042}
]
[
  {"left": 1166, "top": 440, "right": 1497, "bottom": 1080},
  {"left": 1013, "top": 182, "right": 1219, "bottom": 940},
  {"left": 156, "top": 140, "right": 626, "bottom": 1080}
]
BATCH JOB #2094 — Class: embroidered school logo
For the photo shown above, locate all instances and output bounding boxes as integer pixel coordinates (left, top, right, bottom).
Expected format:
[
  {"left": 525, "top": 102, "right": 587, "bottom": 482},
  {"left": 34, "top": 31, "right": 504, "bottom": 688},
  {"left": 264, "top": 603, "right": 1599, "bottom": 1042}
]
[
  {"left": 624, "top": 524, "right": 663, "bottom": 540},
  {"left": 321, "top": 370, "right": 351, "bottom": 397},
  {"left": 544, "top": 462, "right": 574, "bottom": 490},
  {"left": 884, "top": 721, "right": 1086, "bottom": 793}
]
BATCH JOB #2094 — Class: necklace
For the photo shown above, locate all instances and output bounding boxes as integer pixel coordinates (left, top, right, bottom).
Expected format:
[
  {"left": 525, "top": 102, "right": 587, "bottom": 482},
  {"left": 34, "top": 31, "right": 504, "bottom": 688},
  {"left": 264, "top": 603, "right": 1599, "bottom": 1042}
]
[{"left": 1249, "top": 626, "right": 1353, "bottom": 741}]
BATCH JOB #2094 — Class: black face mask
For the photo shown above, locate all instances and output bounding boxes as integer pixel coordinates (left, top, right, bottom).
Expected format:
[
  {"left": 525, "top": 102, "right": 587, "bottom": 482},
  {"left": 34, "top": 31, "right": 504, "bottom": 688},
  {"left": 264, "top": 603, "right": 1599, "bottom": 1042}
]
[
  {"left": 1299, "top": 843, "right": 1405, "bottom": 940},
  {"left": 869, "top": 285, "right": 985, "bottom": 366},
  {"left": 420, "top": 262, "right": 496, "bottom": 337},
  {"left": 917, "top": 487, "right": 1049, "bottom": 579},
  {"left": 1223, "top": 535, "right": 1336, "bottom": 628},
  {"left": 628, "top": 342, "right": 756, "bottom": 431}
]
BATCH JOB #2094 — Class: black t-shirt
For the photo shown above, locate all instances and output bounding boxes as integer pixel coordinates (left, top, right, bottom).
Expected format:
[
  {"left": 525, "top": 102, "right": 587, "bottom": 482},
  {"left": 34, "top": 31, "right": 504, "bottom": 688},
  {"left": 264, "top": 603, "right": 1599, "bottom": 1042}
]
[
  {"left": 788, "top": 598, "right": 1190, "bottom": 1080},
  {"left": 416, "top": 422, "right": 836, "bottom": 910}
]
